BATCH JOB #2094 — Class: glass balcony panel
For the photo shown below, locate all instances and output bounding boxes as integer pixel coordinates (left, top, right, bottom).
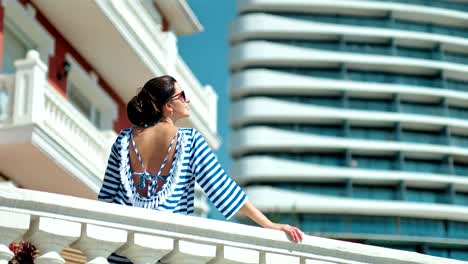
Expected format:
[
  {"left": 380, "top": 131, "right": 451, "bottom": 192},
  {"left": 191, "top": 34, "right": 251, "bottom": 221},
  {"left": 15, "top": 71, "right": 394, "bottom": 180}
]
[
  {"left": 406, "top": 187, "right": 446, "bottom": 203},
  {"left": 400, "top": 129, "right": 445, "bottom": 145},
  {"left": 349, "top": 215, "right": 397, "bottom": 234},
  {"left": 271, "top": 12, "right": 468, "bottom": 38},
  {"left": 399, "top": 218, "right": 445, "bottom": 237},
  {"left": 404, "top": 158, "right": 444, "bottom": 173},
  {"left": 400, "top": 102, "right": 443, "bottom": 116},
  {"left": 448, "top": 106, "right": 468, "bottom": 119},
  {"left": 455, "top": 192, "right": 468, "bottom": 206},
  {"left": 353, "top": 185, "right": 397, "bottom": 200},
  {"left": 349, "top": 127, "right": 395, "bottom": 140},
  {"left": 352, "top": 155, "right": 398, "bottom": 170},
  {"left": 446, "top": 80, "right": 468, "bottom": 93},
  {"left": 302, "top": 214, "right": 347, "bottom": 234},
  {"left": 451, "top": 250, "right": 468, "bottom": 260},
  {"left": 451, "top": 134, "right": 468, "bottom": 148},
  {"left": 426, "top": 248, "right": 449, "bottom": 258},
  {"left": 454, "top": 162, "right": 468, "bottom": 176},
  {"left": 447, "top": 221, "right": 468, "bottom": 239}
]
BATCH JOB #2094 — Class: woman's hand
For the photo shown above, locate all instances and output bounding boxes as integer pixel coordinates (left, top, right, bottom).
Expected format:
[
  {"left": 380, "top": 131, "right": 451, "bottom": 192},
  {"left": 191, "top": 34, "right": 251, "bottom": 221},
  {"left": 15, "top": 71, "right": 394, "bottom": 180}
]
[
  {"left": 239, "top": 200, "right": 304, "bottom": 243},
  {"left": 266, "top": 223, "right": 304, "bottom": 243}
]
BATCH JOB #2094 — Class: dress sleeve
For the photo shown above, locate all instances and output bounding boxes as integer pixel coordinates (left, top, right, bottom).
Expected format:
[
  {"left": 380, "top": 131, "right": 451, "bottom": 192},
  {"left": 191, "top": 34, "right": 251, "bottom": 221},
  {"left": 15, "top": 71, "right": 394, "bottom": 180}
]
[
  {"left": 190, "top": 129, "right": 248, "bottom": 219},
  {"left": 98, "top": 135, "right": 122, "bottom": 203}
]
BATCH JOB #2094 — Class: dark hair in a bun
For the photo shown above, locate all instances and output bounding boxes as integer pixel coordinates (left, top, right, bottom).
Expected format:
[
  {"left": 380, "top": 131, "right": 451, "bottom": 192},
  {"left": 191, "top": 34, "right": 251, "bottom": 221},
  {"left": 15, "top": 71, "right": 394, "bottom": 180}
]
[{"left": 127, "top": 75, "right": 177, "bottom": 127}]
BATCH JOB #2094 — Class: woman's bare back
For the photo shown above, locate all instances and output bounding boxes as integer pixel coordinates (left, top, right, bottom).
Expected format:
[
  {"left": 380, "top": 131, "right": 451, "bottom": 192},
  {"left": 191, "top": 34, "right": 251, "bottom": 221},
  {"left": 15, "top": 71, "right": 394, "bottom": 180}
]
[{"left": 129, "top": 125, "right": 179, "bottom": 196}]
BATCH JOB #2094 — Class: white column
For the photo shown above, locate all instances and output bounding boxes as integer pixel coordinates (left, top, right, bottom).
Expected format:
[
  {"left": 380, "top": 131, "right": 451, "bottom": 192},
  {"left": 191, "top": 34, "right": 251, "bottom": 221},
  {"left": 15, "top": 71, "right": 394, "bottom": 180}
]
[
  {"left": 161, "top": 240, "right": 216, "bottom": 264},
  {"left": 25, "top": 217, "right": 80, "bottom": 264},
  {"left": 117, "top": 233, "right": 173, "bottom": 264},
  {"left": 0, "top": 211, "right": 31, "bottom": 264},
  {"left": 72, "top": 224, "right": 127, "bottom": 264},
  {"left": 263, "top": 252, "right": 300, "bottom": 264},
  {"left": 13, "top": 50, "right": 48, "bottom": 124},
  {"left": 208, "top": 245, "right": 259, "bottom": 264},
  {"left": 164, "top": 32, "right": 177, "bottom": 75},
  {"left": 204, "top": 85, "right": 218, "bottom": 133}
]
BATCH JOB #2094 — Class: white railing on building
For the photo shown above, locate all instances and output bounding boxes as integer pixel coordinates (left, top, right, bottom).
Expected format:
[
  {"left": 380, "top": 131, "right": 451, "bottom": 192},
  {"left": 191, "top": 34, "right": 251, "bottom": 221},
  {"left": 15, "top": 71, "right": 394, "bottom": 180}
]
[
  {"left": 0, "top": 187, "right": 464, "bottom": 264},
  {"left": 0, "top": 50, "right": 116, "bottom": 176},
  {"left": 174, "top": 57, "right": 218, "bottom": 133}
]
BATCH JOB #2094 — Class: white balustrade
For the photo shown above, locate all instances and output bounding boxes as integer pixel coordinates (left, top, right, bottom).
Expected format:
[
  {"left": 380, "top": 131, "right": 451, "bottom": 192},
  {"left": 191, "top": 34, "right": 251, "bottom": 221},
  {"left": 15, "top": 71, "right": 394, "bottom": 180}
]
[
  {"left": 0, "top": 211, "right": 30, "bottom": 264},
  {"left": 0, "top": 187, "right": 464, "bottom": 264},
  {"left": 73, "top": 224, "right": 127, "bottom": 264},
  {"left": 0, "top": 50, "right": 116, "bottom": 180},
  {"left": 161, "top": 240, "right": 217, "bottom": 264},
  {"left": 209, "top": 245, "right": 259, "bottom": 264},
  {"left": 117, "top": 233, "right": 173, "bottom": 264},
  {"left": 24, "top": 217, "right": 81, "bottom": 264},
  {"left": 12, "top": 50, "right": 47, "bottom": 124},
  {"left": 43, "top": 85, "right": 111, "bottom": 167}
]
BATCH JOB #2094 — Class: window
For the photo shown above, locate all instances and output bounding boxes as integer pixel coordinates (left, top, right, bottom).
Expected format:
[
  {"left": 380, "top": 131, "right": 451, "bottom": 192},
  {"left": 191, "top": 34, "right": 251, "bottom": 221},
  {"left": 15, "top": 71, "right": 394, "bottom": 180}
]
[
  {"left": 1, "top": 0, "right": 54, "bottom": 68},
  {"left": 65, "top": 54, "right": 117, "bottom": 130},
  {"left": 2, "top": 23, "right": 33, "bottom": 73},
  {"left": 68, "top": 82, "right": 102, "bottom": 128}
]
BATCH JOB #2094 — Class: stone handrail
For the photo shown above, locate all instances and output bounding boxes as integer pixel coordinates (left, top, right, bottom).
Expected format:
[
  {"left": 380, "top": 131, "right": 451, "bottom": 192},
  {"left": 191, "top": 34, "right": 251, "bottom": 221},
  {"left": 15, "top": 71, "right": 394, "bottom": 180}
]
[{"left": 0, "top": 187, "right": 464, "bottom": 264}]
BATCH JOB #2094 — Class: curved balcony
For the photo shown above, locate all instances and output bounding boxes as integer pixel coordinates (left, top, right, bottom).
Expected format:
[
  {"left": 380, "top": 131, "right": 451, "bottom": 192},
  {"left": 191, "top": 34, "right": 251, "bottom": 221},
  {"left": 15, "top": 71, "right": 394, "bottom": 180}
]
[
  {"left": 230, "top": 69, "right": 468, "bottom": 105},
  {"left": 232, "top": 156, "right": 468, "bottom": 191},
  {"left": 0, "top": 51, "right": 116, "bottom": 198},
  {"left": 0, "top": 186, "right": 464, "bottom": 264},
  {"left": 230, "top": 41, "right": 468, "bottom": 82},
  {"left": 237, "top": 0, "right": 468, "bottom": 28},
  {"left": 230, "top": 13, "right": 468, "bottom": 55},
  {"left": 231, "top": 97, "right": 468, "bottom": 134},
  {"left": 231, "top": 126, "right": 468, "bottom": 160}
]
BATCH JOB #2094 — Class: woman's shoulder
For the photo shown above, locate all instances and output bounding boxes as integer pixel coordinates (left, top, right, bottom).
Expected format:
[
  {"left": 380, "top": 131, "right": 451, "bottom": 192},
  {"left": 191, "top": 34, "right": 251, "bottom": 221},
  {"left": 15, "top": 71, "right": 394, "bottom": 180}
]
[{"left": 178, "top": 127, "right": 197, "bottom": 136}]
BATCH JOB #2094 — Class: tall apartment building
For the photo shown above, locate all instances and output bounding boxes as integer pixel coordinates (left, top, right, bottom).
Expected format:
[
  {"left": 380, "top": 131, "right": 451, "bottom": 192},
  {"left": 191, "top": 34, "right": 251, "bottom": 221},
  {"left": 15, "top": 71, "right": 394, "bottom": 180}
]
[
  {"left": 0, "top": 0, "right": 220, "bottom": 217},
  {"left": 229, "top": 0, "right": 468, "bottom": 260}
]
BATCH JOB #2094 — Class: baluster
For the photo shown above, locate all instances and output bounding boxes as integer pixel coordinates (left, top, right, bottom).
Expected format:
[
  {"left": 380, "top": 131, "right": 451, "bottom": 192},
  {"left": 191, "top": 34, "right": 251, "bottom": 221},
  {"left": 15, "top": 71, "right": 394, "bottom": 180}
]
[
  {"left": 72, "top": 224, "right": 127, "bottom": 264},
  {"left": 25, "top": 217, "right": 80, "bottom": 264},
  {"left": 13, "top": 50, "right": 47, "bottom": 124},
  {"left": 117, "top": 233, "right": 173, "bottom": 264},
  {"left": 161, "top": 239, "right": 216, "bottom": 264},
  {"left": 0, "top": 211, "right": 31, "bottom": 264},
  {"left": 208, "top": 245, "right": 259, "bottom": 264},
  {"left": 262, "top": 252, "right": 300, "bottom": 264}
]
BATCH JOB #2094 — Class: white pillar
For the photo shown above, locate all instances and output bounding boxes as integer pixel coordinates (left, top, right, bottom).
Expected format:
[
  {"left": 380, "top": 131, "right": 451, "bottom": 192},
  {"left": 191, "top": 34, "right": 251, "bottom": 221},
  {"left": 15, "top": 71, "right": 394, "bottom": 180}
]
[
  {"left": 72, "top": 224, "right": 127, "bottom": 264},
  {"left": 25, "top": 217, "right": 80, "bottom": 264},
  {"left": 116, "top": 233, "right": 173, "bottom": 264},
  {"left": 161, "top": 240, "right": 216, "bottom": 264},
  {"left": 204, "top": 85, "right": 218, "bottom": 133},
  {"left": 0, "top": 211, "right": 31, "bottom": 264},
  {"left": 13, "top": 50, "right": 48, "bottom": 124},
  {"left": 208, "top": 245, "right": 259, "bottom": 264},
  {"left": 164, "top": 32, "right": 177, "bottom": 75}
]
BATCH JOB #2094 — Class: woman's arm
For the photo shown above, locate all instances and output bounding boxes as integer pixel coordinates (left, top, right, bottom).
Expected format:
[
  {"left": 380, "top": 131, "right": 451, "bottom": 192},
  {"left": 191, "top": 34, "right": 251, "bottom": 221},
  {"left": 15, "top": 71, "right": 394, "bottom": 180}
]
[{"left": 239, "top": 200, "right": 303, "bottom": 243}]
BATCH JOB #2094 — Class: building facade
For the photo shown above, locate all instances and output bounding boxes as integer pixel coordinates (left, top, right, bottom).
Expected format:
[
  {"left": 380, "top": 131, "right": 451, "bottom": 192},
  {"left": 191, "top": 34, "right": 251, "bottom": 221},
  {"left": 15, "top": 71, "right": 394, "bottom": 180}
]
[
  {"left": 0, "top": 0, "right": 220, "bottom": 217},
  {"left": 229, "top": 0, "right": 468, "bottom": 261}
]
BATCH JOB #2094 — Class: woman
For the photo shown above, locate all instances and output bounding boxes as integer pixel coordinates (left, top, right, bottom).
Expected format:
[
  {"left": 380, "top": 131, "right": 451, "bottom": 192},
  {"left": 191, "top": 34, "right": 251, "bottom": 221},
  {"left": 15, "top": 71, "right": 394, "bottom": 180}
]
[{"left": 98, "top": 75, "right": 303, "bottom": 263}]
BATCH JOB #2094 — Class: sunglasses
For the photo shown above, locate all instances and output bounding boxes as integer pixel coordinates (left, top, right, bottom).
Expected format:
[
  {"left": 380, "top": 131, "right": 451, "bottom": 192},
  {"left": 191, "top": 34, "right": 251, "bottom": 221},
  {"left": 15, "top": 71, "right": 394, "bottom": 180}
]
[{"left": 170, "top": 90, "right": 189, "bottom": 103}]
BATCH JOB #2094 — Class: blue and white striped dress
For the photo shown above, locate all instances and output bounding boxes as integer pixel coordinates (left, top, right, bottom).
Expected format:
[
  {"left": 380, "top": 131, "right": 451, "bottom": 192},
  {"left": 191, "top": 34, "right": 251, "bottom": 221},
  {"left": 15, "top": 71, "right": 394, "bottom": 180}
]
[{"left": 98, "top": 127, "right": 247, "bottom": 263}]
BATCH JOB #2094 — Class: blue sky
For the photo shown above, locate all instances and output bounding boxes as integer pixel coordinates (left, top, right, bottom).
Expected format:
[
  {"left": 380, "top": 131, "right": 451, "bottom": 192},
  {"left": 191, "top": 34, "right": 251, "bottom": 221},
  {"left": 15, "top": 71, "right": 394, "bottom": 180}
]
[
  {"left": 178, "top": 2, "right": 238, "bottom": 219},
  {"left": 179, "top": 2, "right": 236, "bottom": 173}
]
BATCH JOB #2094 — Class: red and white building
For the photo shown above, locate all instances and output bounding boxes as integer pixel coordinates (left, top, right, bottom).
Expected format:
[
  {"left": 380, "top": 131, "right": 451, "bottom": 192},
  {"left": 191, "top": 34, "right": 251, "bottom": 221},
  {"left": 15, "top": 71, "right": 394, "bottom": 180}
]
[
  {"left": 0, "top": 0, "right": 219, "bottom": 214},
  {"left": 0, "top": 1, "right": 464, "bottom": 264}
]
